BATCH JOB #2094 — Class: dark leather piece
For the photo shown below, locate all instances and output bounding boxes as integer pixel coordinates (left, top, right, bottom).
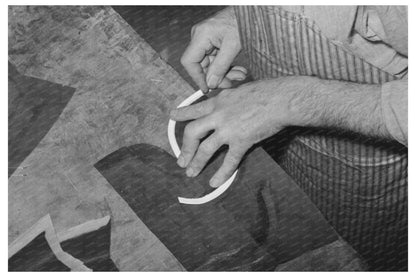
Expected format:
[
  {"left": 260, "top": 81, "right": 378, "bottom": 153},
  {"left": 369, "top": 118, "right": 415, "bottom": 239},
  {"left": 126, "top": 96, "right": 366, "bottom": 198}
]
[
  {"left": 8, "top": 62, "right": 75, "bottom": 177},
  {"left": 94, "top": 143, "right": 339, "bottom": 271},
  {"left": 61, "top": 219, "right": 118, "bottom": 271},
  {"left": 8, "top": 232, "right": 70, "bottom": 271}
]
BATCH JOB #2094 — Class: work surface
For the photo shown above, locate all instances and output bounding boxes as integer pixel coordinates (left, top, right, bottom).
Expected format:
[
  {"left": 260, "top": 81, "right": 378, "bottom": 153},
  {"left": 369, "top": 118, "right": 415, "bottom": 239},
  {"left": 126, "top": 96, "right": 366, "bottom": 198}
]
[{"left": 8, "top": 6, "right": 364, "bottom": 271}]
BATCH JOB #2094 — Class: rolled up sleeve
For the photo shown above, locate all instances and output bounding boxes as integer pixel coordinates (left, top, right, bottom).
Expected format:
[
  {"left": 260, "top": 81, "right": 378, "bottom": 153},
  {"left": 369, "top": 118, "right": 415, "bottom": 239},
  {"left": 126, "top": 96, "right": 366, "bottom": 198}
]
[{"left": 381, "top": 78, "right": 408, "bottom": 146}]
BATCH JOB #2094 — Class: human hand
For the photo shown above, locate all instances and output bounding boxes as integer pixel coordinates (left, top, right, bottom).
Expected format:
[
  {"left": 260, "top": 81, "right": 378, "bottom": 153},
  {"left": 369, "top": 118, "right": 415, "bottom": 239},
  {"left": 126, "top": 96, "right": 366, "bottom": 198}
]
[
  {"left": 170, "top": 80, "right": 295, "bottom": 188},
  {"left": 181, "top": 7, "right": 247, "bottom": 92}
]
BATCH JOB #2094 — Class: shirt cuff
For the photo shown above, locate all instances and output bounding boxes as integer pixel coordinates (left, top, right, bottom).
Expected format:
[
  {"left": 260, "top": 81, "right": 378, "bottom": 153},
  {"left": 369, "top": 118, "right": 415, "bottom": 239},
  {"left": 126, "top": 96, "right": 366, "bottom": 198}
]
[{"left": 381, "top": 78, "right": 408, "bottom": 146}]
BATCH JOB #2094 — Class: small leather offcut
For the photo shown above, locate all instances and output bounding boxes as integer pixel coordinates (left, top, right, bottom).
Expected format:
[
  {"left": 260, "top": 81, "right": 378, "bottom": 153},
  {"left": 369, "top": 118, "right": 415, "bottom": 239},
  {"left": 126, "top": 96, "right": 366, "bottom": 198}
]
[
  {"left": 9, "top": 232, "right": 71, "bottom": 272},
  {"left": 95, "top": 143, "right": 339, "bottom": 271},
  {"left": 60, "top": 219, "right": 118, "bottom": 271}
]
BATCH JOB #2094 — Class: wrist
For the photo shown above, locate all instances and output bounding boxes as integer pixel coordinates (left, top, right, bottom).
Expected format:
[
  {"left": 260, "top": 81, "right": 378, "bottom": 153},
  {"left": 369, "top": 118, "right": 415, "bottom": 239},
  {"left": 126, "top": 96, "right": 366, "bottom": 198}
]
[{"left": 270, "top": 76, "right": 321, "bottom": 128}]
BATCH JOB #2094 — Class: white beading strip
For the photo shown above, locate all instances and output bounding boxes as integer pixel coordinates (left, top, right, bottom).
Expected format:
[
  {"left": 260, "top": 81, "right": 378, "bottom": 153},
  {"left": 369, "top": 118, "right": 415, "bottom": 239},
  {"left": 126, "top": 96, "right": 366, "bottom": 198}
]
[{"left": 168, "top": 90, "right": 238, "bottom": 205}]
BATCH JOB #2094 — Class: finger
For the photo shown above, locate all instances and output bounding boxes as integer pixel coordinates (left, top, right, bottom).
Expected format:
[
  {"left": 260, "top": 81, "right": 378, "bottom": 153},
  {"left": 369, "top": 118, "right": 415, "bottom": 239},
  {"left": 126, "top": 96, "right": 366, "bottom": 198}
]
[
  {"left": 217, "top": 77, "right": 233, "bottom": 89},
  {"left": 225, "top": 69, "right": 247, "bottom": 81},
  {"left": 203, "top": 54, "right": 217, "bottom": 73},
  {"left": 208, "top": 54, "right": 216, "bottom": 63},
  {"left": 201, "top": 53, "right": 218, "bottom": 72},
  {"left": 230, "top": 65, "right": 248, "bottom": 75},
  {"left": 206, "top": 37, "right": 241, "bottom": 88},
  {"left": 170, "top": 98, "right": 214, "bottom": 121},
  {"left": 181, "top": 39, "right": 212, "bottom": 92},
  {"left": 207, "top": 48, "right": 218, "bottom": 56},
  {"left": 215, "top": 67, "right": 247, "bottom": 88},
  {"left": 209, "top": 147, "right": 245, "bottom": 187},
  {"left": 186, "top": 133, "right": 223, "bottom": 177},
  {"left": 200, "top": 56, "right": 210, "bottom": 68},
  {"left": 179, "top": 116, "right": 216, "bottom": 168}
]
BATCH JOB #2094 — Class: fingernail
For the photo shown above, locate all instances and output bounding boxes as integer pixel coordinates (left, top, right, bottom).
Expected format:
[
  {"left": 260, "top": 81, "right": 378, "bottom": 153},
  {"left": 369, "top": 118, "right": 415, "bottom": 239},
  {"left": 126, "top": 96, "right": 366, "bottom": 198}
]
[
  {"left": 207, "top": 75, "right": 220, "bottom": 88},
  {"left": 209, "top": 177, "right": 219, "bottom": 188},
  {"left": 177, "top": 156, "right": 185, "bottom": 168},
  {"left": 186, "top": 168, "right": 195, "bottom": 177}
]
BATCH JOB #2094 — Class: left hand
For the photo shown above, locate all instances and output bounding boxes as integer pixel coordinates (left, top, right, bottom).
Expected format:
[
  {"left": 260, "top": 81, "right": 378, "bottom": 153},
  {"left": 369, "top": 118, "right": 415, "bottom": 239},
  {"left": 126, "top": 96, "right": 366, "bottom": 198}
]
[
  {"left": 170, "top": 79, "right": 295, "bottom": 188},
  {"left": 180, "top": 7, "right": 246, "bottom": 92}
]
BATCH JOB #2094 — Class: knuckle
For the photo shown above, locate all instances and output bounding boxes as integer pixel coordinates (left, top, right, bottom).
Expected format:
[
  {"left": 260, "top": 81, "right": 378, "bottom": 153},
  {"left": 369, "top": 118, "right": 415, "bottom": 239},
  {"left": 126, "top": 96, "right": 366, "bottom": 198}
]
[
  {"left": 181, "top": 147, "right": 192, "bottom": 157},
  {"left": 214, "top": 121, "right": 230, "bottom": 137},
  {"left": 180, "top": 54, "right": 190, "bottom": 66},
  {"left": 216, "top": 129, "right": 229, "bottom": 142},
  {"left": 229, "top": 39, "right": 241, "bottom": 51},
  {"left": 184, "top": 122, "right": 197, "bottom": 137},
  {"left": 199, "top": 141, "right": 214, "bottom": 156},
  {"left": 193, "top": 22, "right": 208, "bottom": 34}
]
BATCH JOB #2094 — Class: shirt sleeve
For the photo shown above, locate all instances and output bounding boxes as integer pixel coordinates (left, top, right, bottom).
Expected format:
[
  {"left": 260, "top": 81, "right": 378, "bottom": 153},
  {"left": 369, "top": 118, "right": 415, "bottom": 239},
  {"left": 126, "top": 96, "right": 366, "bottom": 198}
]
[{"left": 381, "top": 78, "right": 408, "bottom": 146}]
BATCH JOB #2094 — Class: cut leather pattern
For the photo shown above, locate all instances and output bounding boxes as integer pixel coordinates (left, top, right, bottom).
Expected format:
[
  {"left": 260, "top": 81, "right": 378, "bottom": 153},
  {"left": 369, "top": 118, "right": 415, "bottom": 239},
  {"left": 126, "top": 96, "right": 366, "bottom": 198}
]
[
  {"left": 94, "top": 143, "right": 339, "bottom": 271},
  {"left": 8, "top": 62, "right": 75, "bottom": 177}
]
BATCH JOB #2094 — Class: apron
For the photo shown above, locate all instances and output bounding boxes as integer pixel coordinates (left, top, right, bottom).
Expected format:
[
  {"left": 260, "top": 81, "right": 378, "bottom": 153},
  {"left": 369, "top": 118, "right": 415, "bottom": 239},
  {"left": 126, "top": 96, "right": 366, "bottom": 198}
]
[{"left": 234, "top": 6, "right": 407, "bottom": 271}]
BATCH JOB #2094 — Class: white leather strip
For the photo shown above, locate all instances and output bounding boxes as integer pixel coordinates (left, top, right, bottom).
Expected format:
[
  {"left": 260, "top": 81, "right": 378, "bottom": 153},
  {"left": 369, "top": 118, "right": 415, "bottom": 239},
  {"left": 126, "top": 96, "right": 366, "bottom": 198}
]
[{"left": 168, "top": 90, "right": 238, "bottom": 205}]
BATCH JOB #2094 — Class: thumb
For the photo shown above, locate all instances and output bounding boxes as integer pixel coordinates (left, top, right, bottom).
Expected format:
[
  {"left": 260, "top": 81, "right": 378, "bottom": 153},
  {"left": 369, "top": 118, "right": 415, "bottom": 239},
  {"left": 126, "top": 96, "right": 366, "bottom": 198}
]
[{"left": 206, "top": 36, "right": 241, "bottom": 89}]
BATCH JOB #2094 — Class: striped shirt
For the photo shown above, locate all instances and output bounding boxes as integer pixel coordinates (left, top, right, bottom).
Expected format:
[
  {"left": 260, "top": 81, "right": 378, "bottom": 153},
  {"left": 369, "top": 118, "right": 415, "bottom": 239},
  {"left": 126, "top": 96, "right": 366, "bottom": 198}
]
[{"left": 235, "top": 5, "right": 408, "bottom": 145}]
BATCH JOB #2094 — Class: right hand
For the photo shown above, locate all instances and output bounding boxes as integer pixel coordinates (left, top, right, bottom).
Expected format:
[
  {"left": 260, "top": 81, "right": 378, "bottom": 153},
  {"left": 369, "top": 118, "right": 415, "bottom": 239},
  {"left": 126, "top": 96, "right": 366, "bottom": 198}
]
[{"left": 181, "top": 7, "right": 247, "bottom": 92}]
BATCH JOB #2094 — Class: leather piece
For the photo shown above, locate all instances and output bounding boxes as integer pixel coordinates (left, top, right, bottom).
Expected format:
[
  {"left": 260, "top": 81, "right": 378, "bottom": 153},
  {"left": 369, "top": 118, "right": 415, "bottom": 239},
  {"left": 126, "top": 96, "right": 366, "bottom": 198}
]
[
  {"left": 94, "top": 143, "right": 339, "bottom": 271},
  {"left": 60, "top": 220, "right": 118, "bottom": 271},
  {"left": 9, "top": 232, "right": 70, "bottom": 271},
  {"left": 8, "top": 62, "right": 75, "bottom": 177}
]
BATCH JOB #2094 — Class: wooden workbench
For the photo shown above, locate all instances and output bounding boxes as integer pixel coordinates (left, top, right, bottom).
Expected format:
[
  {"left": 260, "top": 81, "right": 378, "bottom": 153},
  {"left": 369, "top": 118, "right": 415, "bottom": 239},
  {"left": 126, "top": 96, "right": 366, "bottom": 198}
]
[{"left": 8, "top": 6, "right": 365, "bottom": 271}]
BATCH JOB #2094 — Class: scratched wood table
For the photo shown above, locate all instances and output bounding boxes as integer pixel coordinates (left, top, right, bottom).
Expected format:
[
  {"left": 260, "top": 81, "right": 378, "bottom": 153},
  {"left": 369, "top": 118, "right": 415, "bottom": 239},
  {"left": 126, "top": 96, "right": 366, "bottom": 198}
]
[{"left": 8, "top": 6, "right": 365, "bottom": 271}]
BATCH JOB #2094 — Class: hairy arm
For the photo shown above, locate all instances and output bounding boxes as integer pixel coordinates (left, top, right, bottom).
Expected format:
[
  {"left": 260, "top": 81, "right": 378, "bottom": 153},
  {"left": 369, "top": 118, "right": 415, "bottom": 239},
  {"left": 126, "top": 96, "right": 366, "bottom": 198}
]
[{"left": 285, "top": 76, "right": 391, "bottom": 139}]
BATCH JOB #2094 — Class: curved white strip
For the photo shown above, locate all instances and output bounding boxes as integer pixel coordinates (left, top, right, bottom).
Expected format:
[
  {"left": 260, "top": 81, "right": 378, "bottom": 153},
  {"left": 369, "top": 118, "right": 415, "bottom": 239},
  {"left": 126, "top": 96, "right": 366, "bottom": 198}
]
[
  {"left": 167, "top": 90, "right": 204, "bottom": 158},
  {"left": 178, "top": 170, "right": 238, "bottom": 205},
  {"left": 168, "top": 90, "right": 238, "bottom": 205}
]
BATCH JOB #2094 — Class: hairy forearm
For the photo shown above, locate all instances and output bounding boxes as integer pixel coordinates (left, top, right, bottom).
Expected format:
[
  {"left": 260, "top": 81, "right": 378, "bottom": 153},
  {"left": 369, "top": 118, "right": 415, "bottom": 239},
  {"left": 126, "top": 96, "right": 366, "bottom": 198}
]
[{"left": 279, "top": 76, "right": 391, "bottom": 139}]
